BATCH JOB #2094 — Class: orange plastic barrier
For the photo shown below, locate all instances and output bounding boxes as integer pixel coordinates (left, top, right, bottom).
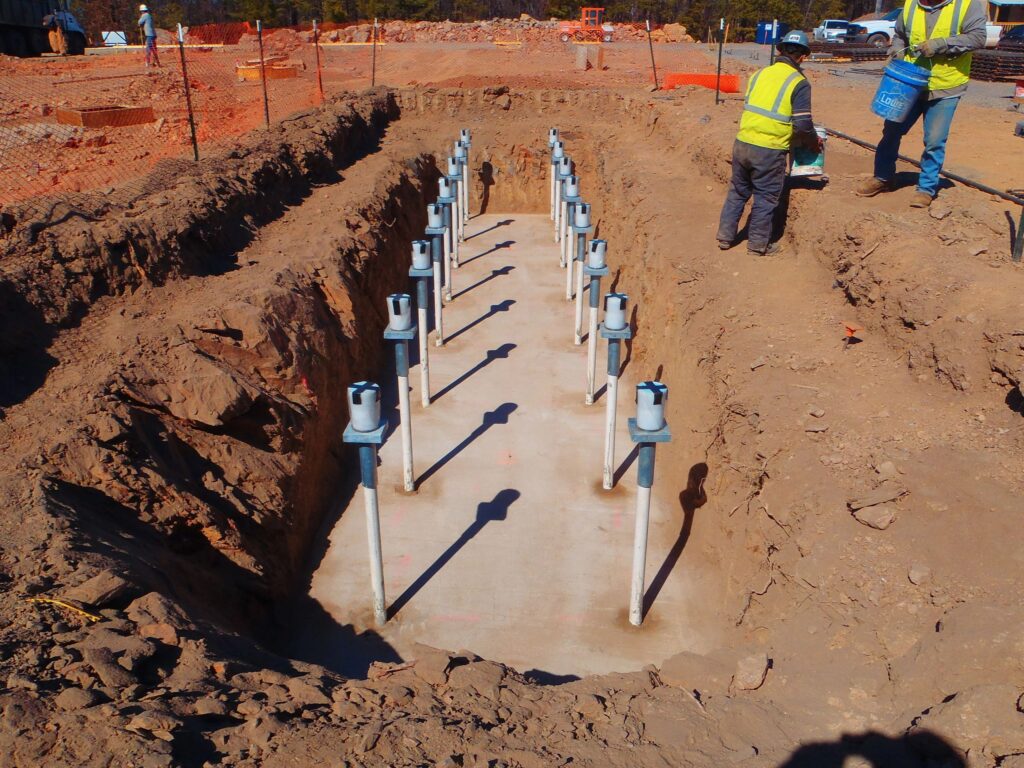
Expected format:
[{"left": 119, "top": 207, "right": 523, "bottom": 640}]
[{"left": 662, "top": 73, "right": 741, "bottom": 93}]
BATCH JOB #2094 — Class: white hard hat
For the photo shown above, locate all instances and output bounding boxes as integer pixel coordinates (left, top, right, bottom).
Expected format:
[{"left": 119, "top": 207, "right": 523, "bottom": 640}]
[{"left": 139, "top": 4, "right": 148, "bottom": 10}]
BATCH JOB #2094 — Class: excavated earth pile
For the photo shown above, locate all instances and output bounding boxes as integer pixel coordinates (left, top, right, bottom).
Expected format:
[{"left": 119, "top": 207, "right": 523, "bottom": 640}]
[{"left": 0, "top": 86, "right": 1023, "bottom": 767}]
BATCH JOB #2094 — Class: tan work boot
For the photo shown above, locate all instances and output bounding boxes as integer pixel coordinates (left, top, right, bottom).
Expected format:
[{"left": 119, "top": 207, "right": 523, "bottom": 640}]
[
  {"left": 855, "top": 177, "right": 891, "bottom": 197},
  {"left": 910, "top": 191, "right": 933, "bottom": 208}
]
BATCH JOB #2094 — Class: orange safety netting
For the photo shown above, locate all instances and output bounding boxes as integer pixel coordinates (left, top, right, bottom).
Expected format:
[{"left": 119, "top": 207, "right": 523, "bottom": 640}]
[{"left": 662, "top": 72, "right": 741, "bottom": 92}]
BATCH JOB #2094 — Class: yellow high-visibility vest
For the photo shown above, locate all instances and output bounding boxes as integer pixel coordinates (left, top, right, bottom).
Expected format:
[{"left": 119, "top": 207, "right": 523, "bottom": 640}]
[
  {"left": 903, "top": 0, "right": 972, "bottom": 91},
  {"left": 736, "top": 61, "right": 806, "bottom": 151}
]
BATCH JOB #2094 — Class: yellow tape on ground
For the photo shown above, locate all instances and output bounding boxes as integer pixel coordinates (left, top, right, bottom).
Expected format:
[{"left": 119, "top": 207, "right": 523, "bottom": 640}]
[{"left": 26, "top": 597, "right": 103, "bottom": 623}]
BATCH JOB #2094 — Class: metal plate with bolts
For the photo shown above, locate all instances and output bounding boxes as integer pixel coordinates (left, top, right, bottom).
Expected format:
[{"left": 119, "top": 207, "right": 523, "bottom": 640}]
[
  {"left": 409, "top": 266, "right": 434, "bottom": 278},
  {"left": 627, "top": 417, "right": 672, "bottom": 444},
  {"left": 424, "top": 226, "right": 446, "bottom": 236},
  {"left": 571, "top": 225, "right": 594, "bottom": 234},
  {"left": 583, "top": 265, "right": 610, "bottom": 277}
]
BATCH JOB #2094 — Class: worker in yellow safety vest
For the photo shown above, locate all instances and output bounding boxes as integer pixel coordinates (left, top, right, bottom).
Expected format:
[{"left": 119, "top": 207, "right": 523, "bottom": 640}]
[
  {"left": 856, "top": 0, "right": 986, "bottom": 206},
  {"left": 717, "top": 30, "right": 820, "bottom": 256}
]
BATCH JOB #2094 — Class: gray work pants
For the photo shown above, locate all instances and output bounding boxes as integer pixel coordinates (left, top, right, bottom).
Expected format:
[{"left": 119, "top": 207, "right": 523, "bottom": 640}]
[{"left": 716, "top": 139, "right": 788, "bottom": 253}]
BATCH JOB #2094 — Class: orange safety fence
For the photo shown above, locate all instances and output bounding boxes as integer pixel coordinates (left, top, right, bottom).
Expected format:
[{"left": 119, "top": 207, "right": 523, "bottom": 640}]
[
  {"left": 0, "top": 21, "right": 387, "bottom": 221},
  {"left": 662, "top": 72, "right": 741, "bottom": 93}
]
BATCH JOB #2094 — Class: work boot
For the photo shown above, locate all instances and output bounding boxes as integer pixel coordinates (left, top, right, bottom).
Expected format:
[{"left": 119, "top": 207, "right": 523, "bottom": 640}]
[
  {"left": 748, "top": 242, "right": 781, "bottom": 256},
  {"left": 910, "top": 191, "right": 933, "bottom": 208},
  {"left": 855, "top": 177, "right": 891, "bottom": 197},
  {"left": 717, "top": 239, "right": 732, "bottom": 250}
]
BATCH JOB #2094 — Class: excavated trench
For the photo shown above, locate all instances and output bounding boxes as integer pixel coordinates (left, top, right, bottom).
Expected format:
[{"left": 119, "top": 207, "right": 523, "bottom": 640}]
[{"left": 4, "top": 86, "right": 1024, "bottom": 763}]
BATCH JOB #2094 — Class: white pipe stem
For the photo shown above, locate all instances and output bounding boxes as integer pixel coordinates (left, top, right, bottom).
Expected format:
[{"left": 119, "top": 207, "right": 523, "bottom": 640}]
[
  {"left": 554, "top": 178, "right": 562, "bottom": 235},
  {"left": 560, "top": 210, "right": 569, "bottom": 267},
  {"left": 462, "top": 160, "right": 469, "bottom": 222},
  {"left": 565, "top": 238, "right": 575, "bottom": 301},
  {"left": 443, "top": 228, "right": 453, "bottom": 302},
  {"left": 585, "top": 307, "right": 598, "bottom": 404},
  {"left": 603, "top": 374, "right": 618, "bottom": 490},
  {"left": 550, "top": 165, "right": 555, "bottom": 219},
  {"left": 629, "top": 484, "right": 652, "bottom": 626},
  {"left": 398, "top": 373, "right": 414, "bottom": 492},
  {"left": 418, "top": 306, "right": 430, "bottom": 408},
  {"left": 555, "top": 195, "right": 562, "bottom": 243},
  {"left": 573, "top": 253, "right": 585, "bottom": 344},
  {"left": 433, "top": 265, "right": 444, "bottom": 347},
  {"left": 364, "top": 482, "right": 387, "bottom": 626}
]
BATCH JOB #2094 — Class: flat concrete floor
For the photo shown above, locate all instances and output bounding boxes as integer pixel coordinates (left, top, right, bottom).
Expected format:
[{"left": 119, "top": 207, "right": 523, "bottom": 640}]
[{"left": 300, "top": 213, "right": 703, "bottom": 678}]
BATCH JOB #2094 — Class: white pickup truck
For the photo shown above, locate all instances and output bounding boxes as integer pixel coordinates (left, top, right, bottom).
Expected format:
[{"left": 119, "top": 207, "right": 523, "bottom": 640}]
[{"left": 848, "top": 9, "right": 1003, "bottom": 48}]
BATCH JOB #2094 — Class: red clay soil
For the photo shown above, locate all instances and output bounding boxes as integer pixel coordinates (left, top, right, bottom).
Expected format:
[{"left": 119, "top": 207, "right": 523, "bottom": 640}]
[{"left": 0, "top": 74, "right": 1023, "bottom": 768}]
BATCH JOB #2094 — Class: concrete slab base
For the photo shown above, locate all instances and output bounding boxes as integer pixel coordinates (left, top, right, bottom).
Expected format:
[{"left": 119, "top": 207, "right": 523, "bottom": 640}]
[{"left": 299, "top": 213, "right": 705, "bottom": 678}]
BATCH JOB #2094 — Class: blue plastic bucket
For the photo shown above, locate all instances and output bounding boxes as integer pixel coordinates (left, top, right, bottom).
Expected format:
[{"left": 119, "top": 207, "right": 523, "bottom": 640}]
[{"left": 871, "top": 60, "right": 930, "bottom": 122}]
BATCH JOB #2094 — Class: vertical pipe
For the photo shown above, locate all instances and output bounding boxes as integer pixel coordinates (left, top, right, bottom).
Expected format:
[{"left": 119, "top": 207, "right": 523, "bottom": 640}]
[
  {"left": 416, "top": 278, "right": 430, "bottom": 407},
  {"left": 452, "top": 178, "right": 461, "bottom": 244},
  {"left": 554, "top": 173, "right": 562, "bottom": 235},
  {"left": 715, "top": 18, "right": 724, "bottom": 105},
  {"left": 574, "top": 235, "right": 586, "bottom": 344},
  {"left": 769, "top": 19, "right": 778, "bottom": 64},
  {"left": 371, "top": 17, "right": 378, "bottom": 88},
  {"left": 313, "top": 19, "right": 325, "bottom": 105},
  {"left": 629, "top": 483, "right": 653, "bottom": 626},
  {"left": 443, "top": 211, "right": 454, "bottom": 300},
  {"left": 585, "top": 278, "right": 600, "bottom": 404},
  {"left": 565, "top": 230, "right": 576, "bottom": 301},
  {"left": 645, "top": 19, "right": 659, "bottom": 89},
  {"left": 257, "top": 20, "right": 270, "bottom": 127},
  {"left": 555, "top": 193, "right": 563, "bottom": 243},
  {"left": 359, "top": 444, "right": 387, "bottom": 626},
  {"left": 461, "top": 156, "right": 469, "bottom": 223},
  {"left": 395, "top": 340, "right": 414, "bottom": 493},
  {"left": 629, "top": 443, "right": 656, "bottom": 626},
  {"left": 550, "top": 161, "right": 556, "bottom": 220},
  {"left": 1013, "top": 206, "right": 1024, "bottom": 263},
  {"left": 603, "top": 339, "right": 621, "bottom": 490},
  {"left": 431, "top": 235, "right": 444, "bottom": 347},
  {"left": 561, "top": 201, "right": 572, "bottom": 267},
  {"left": 177, "top": 24, "right": 199, "bottom": 162}
]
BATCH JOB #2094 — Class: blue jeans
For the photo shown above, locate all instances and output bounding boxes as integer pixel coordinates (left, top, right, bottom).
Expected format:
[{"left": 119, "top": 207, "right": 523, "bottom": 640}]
[{"left": 873, "top": 94, "right": 960, "bottom": 197}]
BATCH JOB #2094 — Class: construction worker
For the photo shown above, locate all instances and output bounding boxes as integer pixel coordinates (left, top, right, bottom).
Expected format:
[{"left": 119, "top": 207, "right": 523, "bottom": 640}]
[
  {"left": 717, "top": 30, "right": 820, "bottom": 256},
  {"left": 138, "top": 4, "right": 161, "bottom": 68},
  {"left": 856, "top": 0, "right": 986, "bottom": 206}
]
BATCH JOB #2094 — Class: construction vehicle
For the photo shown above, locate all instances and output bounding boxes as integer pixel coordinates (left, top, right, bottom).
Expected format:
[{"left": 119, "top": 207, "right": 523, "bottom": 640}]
[
  {"left": 0, "top": 0, "right": 87, "bottom": 57},
  {"left": 559, "top": 7, "right": 614, "bottom": 43}
]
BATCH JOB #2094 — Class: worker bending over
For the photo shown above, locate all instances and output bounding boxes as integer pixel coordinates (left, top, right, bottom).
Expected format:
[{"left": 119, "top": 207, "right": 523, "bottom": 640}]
[
  {"left": 857, "top": 0, "right": 986, "bottom": 206},
  {"left": 717, "top": 31, "right": 819, "bottom": 256}
]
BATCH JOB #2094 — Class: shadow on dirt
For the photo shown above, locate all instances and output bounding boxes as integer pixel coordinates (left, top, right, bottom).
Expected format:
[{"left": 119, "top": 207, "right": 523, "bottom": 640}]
[{"left": 777, "top": 729, "right": 965, "bottom": 767}]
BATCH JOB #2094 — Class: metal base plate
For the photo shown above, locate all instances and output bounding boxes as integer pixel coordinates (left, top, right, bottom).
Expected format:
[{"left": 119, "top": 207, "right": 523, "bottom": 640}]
[
  {"left": 384, "top": 326, "right": 417, "bottom": 341},
  {"left": 572, "top": 225, "right": 594, "bottom": 234},
  {"left": 583, "top": 265, "right": 609, "bottom": 277},
  {"left": 343, "top": 420, "right": 388, "bottom": 445},
  {"left": 409, "top": 266, "right": 434, "bottom": 278},
  {"left": 425, "top": 226, "right": 447, "bottom": 236},
  {"left": 628, "top": 417, "right": 672, "bottom": 444},
  {"left": 600, "top": 323, "right": 633, "bottom": 340}
]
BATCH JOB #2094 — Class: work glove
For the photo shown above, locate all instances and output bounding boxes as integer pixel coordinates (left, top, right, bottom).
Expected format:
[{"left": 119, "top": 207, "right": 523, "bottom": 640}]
[{"left": 915, "top": 38, "right": 947, "bottom": 57}]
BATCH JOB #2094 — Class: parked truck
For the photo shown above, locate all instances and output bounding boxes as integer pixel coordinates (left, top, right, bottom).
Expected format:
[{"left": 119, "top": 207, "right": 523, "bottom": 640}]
[{"left": 0, "top": 0, "right": 87, "bottom": 57}]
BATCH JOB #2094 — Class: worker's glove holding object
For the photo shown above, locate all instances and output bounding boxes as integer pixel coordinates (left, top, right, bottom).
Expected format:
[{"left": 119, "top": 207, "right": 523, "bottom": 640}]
[{"left": 915, "top": 38, "right": 948, "bottom": 57}]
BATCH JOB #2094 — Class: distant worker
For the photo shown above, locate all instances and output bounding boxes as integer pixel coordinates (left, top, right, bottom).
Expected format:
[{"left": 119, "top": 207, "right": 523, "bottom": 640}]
[
  {"left": 717, "top": 31, "right": 820, "bottom": 256},
  {"left": 138, "top": 4, "right": 161, "bottom": 68},
  {"left": 856, "top": 0, "right": 986, "bottom": 206}
]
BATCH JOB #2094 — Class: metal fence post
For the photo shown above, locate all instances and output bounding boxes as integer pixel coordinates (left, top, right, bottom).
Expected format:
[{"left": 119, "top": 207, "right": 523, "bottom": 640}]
[
  {"left": 313, "top": 19, "right": 325, "bottom": 105},
  {"left": 257, "top": 20, "right": 270, "bottom": 127},
  {"left": 177, "top": 24, "right": 199, "bottom": 161},
  {"left": 371, "top": 17, "right": 379, "bottom": 88}
]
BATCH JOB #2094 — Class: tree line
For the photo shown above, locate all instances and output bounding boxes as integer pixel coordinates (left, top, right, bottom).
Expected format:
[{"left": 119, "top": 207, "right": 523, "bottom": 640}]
[{"left": 78, "top": 0, "right": 892, "bottom": 42}]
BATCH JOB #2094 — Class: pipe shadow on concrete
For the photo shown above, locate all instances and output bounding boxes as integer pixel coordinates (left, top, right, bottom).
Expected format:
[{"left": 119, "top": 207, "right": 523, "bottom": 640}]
[
  {"left": 465, "top": 218, "right": 513, "bottom": 241},
  {"left": 461, "top": 240, "right": 515, "bottom": 267},
  {"left": 417, "top": 402, "right": 518, "bottom": 487},
  {"left": 642, "top": 463, "right": 707, "bottom": 619},
  {"left": 613, "top": 443, "right": 640, "bottom": 486},
  {"left": 452, "top": 265, "right": 515, "bottom": 300},
  {"left": 388, "top": 488, "right": 520, "bottom": 619},
  {"left": 433, "top": 343, "right": 516, "bottom": 403},
  {"left": 446, "top": 299, "right": 515, "bottom": 343}
]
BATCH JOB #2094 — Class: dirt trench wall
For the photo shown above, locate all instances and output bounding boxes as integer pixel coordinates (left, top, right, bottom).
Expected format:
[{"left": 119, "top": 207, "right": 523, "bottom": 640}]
[{"left": 0, "top": 90, "right": 399, "bottom": 408}]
